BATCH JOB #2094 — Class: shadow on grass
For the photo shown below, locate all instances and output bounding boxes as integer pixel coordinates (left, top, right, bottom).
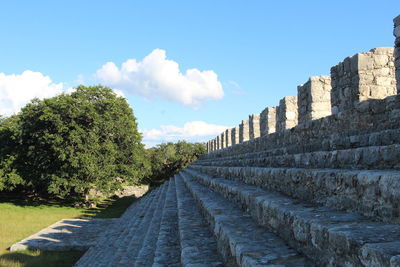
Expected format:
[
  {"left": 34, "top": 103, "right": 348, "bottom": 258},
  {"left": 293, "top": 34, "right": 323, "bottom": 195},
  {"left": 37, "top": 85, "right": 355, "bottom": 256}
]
[
  {"left": 0, "top": 192, "right": 80, "bottom": 208},
  {"left": 0, "top": 192, "right": 143, "bottom": 219},
  {"left": 0, "top": 250, "right": 84, "bottom": 267},
  {"left": 79, "top": 196, "right": 139, "bottom": 219},
  {"left": 0, "top": 190, "right": 151, "bottom": 266}
]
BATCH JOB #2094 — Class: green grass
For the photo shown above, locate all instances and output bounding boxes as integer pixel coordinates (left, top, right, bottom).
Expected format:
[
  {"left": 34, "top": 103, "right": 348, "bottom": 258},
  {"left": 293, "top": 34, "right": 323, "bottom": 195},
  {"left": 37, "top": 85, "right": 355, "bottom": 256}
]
[{"left": 0, "top": 195, "right": 138, "bottom": 267}]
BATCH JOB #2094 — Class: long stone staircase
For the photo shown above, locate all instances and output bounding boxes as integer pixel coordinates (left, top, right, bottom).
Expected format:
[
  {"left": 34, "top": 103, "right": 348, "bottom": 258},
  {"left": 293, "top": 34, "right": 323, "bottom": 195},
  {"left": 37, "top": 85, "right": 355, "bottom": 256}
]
[{"left": 75, "top": 15, "right": 400, "bottom": 266}]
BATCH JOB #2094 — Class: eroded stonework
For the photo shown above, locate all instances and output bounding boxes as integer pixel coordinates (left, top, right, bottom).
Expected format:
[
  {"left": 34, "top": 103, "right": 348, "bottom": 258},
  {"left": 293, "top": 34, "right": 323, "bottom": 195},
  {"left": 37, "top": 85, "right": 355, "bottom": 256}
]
[
  {"left": 331, "top": 47, "right": 396, "bottom": 114},
  {"left": 260, "top": 106, "right": 276, "bottom": 136},
  {"left": 298, "top": 76, "right": 331, "bottom": 124},
  {"left": 249, "top": 114, "right": 260, "bottom": 139},
  {"left": 239, "top": 119, "right": 249, "bottom": 143},
  {"left": 276, "top": 96, "right": 298, "bottom": 131}
]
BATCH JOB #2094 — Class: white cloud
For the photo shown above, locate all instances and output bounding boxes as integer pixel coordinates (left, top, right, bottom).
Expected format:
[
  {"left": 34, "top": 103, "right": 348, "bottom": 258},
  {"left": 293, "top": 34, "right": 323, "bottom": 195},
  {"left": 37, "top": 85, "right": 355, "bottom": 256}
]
[
  {"left": 95, "top": 49, "right": 224, "bottom": 108},
  {"left": 142, "top": 121, "right": 230, "bottom": 148},
  {"left": 0, "top": 70, "right": 63, "bottom": 116}
]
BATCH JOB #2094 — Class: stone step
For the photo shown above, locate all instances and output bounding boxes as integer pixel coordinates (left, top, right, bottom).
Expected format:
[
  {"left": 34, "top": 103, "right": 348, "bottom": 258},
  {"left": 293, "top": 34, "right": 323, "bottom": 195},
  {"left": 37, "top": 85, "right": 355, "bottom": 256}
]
[
  {"left": 149, "top": 178, "right": 181, "bottom": 266},
  {"left": 205, "top": 128, "right": 400, "bottom": 161},
  {"left": 74, "top": 188, "right": 159, "bottom": 267},
  {"left": 134, "top": 180, "right": 174, "bottom": 266},
  {"left": 184, "top": 168, "right": 400, "bottom": 266},
  {"left": 195, "top": 144, "right": 400, "bottom": 170},
  {"left": 95, "top": 186, "right": 163, "bottom": 267},
  {"left": 189, "top": 165, "right": 400, "bottom": 224},
  {"left": 117, "top": 181, "right": 169, "bottom": 265},
  {"left": 174, "top": 175, "right": 224, "bottom": 266},
  {"left": 178, "top": 172, "right": 313, "bottom": 266}
]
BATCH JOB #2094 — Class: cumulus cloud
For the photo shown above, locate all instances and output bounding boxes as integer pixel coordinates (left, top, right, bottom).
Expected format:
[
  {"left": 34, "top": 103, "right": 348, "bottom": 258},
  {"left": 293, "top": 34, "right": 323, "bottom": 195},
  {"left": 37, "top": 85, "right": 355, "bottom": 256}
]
[
  {"left": 95, "top": 49, "right": 224, "bottom": 108},
  {"left": 142, "top": 121, "right": 230, "bottom": 147},
  {"left": 0, "top": 70, "right": 63, "bottom": 116}
]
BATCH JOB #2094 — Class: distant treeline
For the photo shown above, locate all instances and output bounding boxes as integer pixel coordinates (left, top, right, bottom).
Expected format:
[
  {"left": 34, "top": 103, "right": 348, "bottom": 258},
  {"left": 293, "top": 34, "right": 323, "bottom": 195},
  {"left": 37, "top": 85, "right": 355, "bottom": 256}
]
[{"left": 0, "top": 85, "right": 205, "bottom": 203}]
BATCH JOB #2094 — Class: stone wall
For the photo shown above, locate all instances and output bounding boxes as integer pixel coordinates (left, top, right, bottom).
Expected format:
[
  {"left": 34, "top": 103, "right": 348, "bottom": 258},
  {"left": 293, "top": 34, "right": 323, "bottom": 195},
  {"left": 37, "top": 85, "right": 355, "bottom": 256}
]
[
  {"left": 395, "top": 15, "right": 400, "bottom": 93},
  {"left": 298, "top": 76, "right": 331, "bottom": 124},
  {"left": 276, "top": 96, "right": 298, "bottom": 132},
  {"left": 203, "top": 94, "right": 400, "bottom": 158},
  {"left": 331, "top": 47, "right": 396, "bottom": 114},
  {"left": 206, "top": 17, "right": 399, "bottom": 153},
  {"left": 239, "top": 120, "right": 249, "bottom": 143},
  {"left": 248, "top": 114, "right": 260, "bottom": 139},
  {"left": 260, "top": 107, "right": 276, "bottom": 136}
]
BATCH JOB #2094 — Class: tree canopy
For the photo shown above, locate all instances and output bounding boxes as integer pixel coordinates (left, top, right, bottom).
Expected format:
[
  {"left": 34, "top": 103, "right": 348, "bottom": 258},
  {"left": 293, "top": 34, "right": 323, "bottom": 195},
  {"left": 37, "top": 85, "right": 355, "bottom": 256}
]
[
  {"left": 145, "top": 141, "right": 206, "bottom": 186},
  {"left": 0, "top": 85, "right": 150, "bottom": 200}
]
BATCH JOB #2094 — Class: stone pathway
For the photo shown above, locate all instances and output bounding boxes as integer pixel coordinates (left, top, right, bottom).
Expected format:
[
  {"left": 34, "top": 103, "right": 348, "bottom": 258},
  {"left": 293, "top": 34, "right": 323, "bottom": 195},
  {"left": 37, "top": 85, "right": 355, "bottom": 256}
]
[{"left": 10, "top": 218, "right": 119, "bottom": 252}]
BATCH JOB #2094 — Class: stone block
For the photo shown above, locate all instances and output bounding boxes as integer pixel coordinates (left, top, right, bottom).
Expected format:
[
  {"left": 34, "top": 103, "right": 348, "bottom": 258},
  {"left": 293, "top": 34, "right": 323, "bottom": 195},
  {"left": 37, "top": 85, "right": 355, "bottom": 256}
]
[
  {"left": 231, "top": 126, "right": 239, "bottom": 145},
  {"left": 331, "top": 47, "right": 396, "bottom": 113},
  {"left": 298, "top": 76, "right": 332, "bottom": 124},
  {"left": 277, "top": 96, "right": 298, "bottom": 131},
  {"left": 225, "top": 128, "right": 232, "bottom": 147},
  {"left": 394, "top": 15, "right": 400, "bottom": 27},
  {"left": 248, "top": 114, "right": 260, "bottom": 139},
  {"left": 216, "top": 135, "right": 220, "bottom": 150},
  {"left": 394, "top": 16, "right": 400, "bottom": 93},
  {"left": 239, "top": 120, "right": 249, "bottom": 143},
  {"left": 260, "top": 107, "right": 276, "bottom": 136},
  {"left": 220, "top": 133, "right": 225, "bottom": 149}
]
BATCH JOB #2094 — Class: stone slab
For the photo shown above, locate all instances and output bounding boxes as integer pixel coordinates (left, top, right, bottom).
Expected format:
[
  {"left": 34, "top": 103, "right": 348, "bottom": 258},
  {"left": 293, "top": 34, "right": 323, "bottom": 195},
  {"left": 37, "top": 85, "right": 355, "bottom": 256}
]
[{"left": 10, "top": 218, "right": 119, "bottom": 252}]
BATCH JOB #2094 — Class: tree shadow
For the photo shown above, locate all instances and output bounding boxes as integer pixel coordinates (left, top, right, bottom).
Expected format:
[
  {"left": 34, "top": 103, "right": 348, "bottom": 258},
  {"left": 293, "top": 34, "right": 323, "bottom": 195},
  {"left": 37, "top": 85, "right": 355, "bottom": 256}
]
[
  {"left": 0, "top": 192, "right": 80, "bottom": 208},
  {"left": 0, "top": 250, "right": 84, "bottom": 267},
  {"left": 10, "top": 218, "right": 119, "bottom": 253},
  {"left": 0, "top": 192, "right": 142, "bottom": 219}
]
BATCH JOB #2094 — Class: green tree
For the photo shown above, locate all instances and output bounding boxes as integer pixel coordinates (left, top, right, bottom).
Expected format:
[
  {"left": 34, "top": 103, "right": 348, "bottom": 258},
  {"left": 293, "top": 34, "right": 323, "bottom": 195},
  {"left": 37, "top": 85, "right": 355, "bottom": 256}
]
[
  {"left": 146, "top": 141, "right": 206, "bottom": 185},
  {"left": 0, "top": 115, "right": 24, "bottom": 191},
  {"left": 6, "top": 85, "right": 149, "bottom": 200}
]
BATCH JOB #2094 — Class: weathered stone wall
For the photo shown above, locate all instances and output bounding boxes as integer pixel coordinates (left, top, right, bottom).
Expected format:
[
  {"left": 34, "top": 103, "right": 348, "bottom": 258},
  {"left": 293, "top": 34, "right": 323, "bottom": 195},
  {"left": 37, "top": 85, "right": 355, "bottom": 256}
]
[
  {"left": 260, "top": 107, "right": 276, "bottom": 136},
  {"left": 206, "top": 19, "right": 398, "bottom": 153},
  {"left": 225, "top": 128, "right": 232, "bottom": 147},
  {"left": 276, "top": 96, "right": 298, "bottom": 131},
  {"left": 115, "top": 185, "right": 149, "bottom": 198},
  {"left": 203, "top": 94, "right": 400, "bottom": 158},
  {"left": 248, "top": 114, "right": 260, "bottom": 139},
  {"left": 331, "top": 47, "right": 396, "bottom": 114},
  {"left": 239, "top": 120, "right": 249, "bottom": 143},
  {"left": 395, "top": 15, "right": 400, "bottom": 93},
  {"left": 231, "top": 126, "right": 239, "bottom": 145},
  {"left": 298, "top": 76, "right": 331, "bottom": 124}
]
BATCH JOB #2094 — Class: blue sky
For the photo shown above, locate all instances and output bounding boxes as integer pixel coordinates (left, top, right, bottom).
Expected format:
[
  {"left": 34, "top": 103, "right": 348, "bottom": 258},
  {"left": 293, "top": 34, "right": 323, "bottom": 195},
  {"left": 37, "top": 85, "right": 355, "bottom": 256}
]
[{"left": 0, "top": 1, "right": 398, "bottom": 147}]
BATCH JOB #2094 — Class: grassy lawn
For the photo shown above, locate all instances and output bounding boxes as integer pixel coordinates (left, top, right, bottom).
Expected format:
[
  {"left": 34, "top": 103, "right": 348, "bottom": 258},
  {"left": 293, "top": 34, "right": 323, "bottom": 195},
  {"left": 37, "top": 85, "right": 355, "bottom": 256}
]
[{"left": 0, "top": 195, "right": 138, "bottom": 267}]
